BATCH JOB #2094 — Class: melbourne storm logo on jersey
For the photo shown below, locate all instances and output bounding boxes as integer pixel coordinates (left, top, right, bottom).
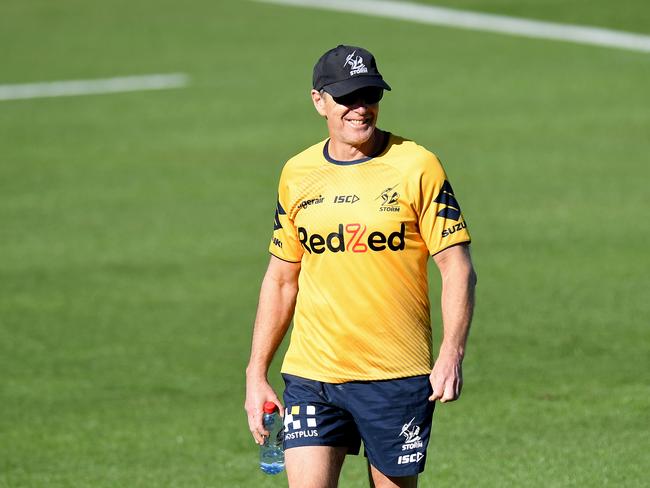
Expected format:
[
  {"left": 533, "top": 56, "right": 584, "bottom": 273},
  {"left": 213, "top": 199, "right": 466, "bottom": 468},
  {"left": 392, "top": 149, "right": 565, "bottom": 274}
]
[
  {"left": 376, "top": 184, "right": 400, "bottom": 212},
  {"left": 344, "top": 50, "right": 368, "bottom": 76}
]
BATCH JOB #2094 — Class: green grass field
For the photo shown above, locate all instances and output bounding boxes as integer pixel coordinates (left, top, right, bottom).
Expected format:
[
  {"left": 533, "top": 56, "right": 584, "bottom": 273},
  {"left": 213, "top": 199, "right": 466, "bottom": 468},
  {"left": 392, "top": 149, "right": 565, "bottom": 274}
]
[{"left": 1, "top": 1, "right": 649, "bottom": 486}]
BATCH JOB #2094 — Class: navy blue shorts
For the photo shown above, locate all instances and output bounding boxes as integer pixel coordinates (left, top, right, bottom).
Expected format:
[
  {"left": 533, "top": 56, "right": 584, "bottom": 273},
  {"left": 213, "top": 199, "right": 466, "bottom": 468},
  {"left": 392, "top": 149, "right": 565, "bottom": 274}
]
[{"left": 282, "top": 373, "right": 435, "bottom": 477}]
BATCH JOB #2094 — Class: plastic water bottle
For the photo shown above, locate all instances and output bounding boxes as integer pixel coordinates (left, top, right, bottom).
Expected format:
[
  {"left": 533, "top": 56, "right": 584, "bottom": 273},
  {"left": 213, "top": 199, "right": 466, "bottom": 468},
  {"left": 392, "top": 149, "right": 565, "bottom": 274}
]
[{"left": 260, "top": 401, "right": 285, "bottom": 475}]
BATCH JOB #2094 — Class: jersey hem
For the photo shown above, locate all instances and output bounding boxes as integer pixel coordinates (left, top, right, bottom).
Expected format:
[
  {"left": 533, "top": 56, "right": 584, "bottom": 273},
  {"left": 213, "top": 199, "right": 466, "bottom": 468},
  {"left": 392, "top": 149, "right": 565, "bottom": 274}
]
[{"left": 280, "top": 367, "right": 432, "bottom": 384}]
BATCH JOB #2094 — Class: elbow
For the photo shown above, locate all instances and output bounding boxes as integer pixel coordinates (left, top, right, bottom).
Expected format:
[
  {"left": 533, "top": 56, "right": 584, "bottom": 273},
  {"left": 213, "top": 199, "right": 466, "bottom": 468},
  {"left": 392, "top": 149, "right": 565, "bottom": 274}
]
[
  {"left": 272, "top": 273, "right": 299, "bottom": 297},
  {"left": 458, "top": 264, "right": 477, "bottom": 289},
  {"left": 266, "top": 275, "right": 299, "bottom": 296},
  {"left": 469, "top": 266, "right": 477, "bottom": 287},
  {"left": 281, "top": 280, "right": 299, "bottom": 296},
  {"left": 442, "top": 261, "right": 476, "bottom": 288}
]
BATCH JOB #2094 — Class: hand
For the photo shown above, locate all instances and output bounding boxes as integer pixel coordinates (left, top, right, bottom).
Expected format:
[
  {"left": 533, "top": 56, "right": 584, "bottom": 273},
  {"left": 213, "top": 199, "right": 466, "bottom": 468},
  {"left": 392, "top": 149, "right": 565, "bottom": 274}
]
[
  {"left": 428, "top": 351, "right": 463, "bottom": 403},
  {"left": 244, "top": 375, "right": 284, "bottom": 445}
]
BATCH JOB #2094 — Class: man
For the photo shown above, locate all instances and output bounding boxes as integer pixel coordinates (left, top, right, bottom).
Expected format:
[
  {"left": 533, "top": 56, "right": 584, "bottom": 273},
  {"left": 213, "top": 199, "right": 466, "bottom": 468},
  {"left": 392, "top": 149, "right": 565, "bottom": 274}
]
[{"left": 245, "top": 45, "right": 476, "bottom": 488}]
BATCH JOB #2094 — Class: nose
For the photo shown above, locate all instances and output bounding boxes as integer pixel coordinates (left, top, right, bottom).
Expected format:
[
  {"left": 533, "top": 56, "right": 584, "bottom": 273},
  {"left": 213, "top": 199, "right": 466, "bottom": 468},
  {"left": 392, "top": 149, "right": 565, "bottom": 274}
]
[{"left": 349, "top": 100, "right": 369, "bottom": 111}]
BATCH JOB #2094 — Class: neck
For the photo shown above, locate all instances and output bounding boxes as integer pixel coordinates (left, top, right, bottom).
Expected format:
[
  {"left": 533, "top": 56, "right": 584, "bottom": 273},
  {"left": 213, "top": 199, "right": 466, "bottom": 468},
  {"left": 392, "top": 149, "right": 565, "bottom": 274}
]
[{"left": 328, "top": 129, "right": 384, "bottom": 162}]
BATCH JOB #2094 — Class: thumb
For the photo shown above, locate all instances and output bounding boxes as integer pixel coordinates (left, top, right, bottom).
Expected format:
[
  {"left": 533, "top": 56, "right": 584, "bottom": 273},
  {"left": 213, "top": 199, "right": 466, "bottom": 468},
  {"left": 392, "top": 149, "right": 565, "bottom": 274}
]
[
  {"left": 265, "top": 395, "right": 285, "bottom": 417},
  {"left": 274, "top": 398, "right": 285, "bottom": 417},
  {"left": 428, "top": 377, "right": 443, "bottom": 402},
  {"left": 429, "top": 388, "right": 440, "bottom": 402}
]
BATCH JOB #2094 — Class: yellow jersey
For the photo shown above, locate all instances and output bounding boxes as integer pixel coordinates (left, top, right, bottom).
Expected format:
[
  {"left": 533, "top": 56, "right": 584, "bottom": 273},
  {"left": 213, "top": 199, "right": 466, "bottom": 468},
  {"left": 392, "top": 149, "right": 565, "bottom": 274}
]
[{"left": 269, "top": 133, "right": 471, "bottom": 383}]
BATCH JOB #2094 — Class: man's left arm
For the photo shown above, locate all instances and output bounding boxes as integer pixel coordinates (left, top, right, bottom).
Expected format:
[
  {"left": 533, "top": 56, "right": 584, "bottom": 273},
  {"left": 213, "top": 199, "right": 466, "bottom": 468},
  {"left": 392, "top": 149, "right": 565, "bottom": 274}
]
[{"left": 429, "top": 243, "right": 477, "bottom": 403}]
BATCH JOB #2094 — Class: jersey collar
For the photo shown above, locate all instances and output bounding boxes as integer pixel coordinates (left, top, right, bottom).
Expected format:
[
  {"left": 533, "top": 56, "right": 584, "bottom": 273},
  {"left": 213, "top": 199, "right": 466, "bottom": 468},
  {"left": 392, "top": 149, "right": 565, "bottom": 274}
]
[{"left": 323, "top": 132, "right": 391, "bottom": 166}]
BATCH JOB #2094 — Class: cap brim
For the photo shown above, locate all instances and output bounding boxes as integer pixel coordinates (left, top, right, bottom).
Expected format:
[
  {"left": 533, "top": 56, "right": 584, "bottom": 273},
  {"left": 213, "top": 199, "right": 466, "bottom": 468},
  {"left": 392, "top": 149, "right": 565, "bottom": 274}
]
[{"left": 323, "top": 76, "right": 391, "bottom": 97}]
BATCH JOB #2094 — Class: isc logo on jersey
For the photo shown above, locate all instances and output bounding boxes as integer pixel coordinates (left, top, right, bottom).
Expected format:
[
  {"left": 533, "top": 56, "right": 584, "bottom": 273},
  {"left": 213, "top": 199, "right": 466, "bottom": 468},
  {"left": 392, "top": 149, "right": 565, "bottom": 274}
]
[{"left": 298, "top": 223, "right": 405, "bottom": 254}]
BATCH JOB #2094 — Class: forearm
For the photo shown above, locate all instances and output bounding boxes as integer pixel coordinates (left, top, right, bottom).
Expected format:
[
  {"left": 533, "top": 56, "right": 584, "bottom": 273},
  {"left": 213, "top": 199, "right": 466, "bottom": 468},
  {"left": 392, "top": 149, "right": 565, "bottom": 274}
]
[
  {"left": 245, "top": 258, "right": 299, "bottom": 442},
  {"left": 438, "top": 255, "right": 476, "bottom": 359},
  {"left": 246, "top": 266, "right": 299, "bottom": 379},
  {"left": 429, "top": 244, "right": 476, "bottom": 402}
]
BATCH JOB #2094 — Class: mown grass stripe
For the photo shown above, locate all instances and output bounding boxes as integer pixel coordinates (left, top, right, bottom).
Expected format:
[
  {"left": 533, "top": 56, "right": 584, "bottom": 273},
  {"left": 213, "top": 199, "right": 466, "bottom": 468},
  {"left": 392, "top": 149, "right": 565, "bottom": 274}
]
[
  {"left": 0, "top": 73, "right": 190, "bottom": 101},
  {"left": 257, "top": 0, "right": 650, "bottom": 52}
]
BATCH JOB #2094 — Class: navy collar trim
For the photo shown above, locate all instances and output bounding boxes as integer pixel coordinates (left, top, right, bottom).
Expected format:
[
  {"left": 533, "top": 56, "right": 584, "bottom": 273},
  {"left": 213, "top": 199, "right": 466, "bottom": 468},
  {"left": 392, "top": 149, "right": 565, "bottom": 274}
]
[{"left": 323, "top": 132, "right": 391, "bottom": 166}]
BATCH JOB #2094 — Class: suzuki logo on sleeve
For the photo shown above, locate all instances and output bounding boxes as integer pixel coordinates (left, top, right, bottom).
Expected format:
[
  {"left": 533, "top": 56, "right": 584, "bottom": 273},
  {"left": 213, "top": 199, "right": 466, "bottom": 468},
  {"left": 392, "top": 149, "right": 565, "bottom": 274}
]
[
  {"left": 433, "top": 180, "right": 462, "bottom": 220},
  {"left": 273, "top": 198, "right": 286, "bottom": 231}
]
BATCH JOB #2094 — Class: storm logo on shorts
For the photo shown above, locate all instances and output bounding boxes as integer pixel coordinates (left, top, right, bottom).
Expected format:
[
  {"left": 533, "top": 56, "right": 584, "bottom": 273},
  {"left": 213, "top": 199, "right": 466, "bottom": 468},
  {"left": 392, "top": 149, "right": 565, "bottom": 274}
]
[
  {"left": 400, "top": 417, "right": 424, "bottom": 451},
  {"left": 298, "top": 223, "right": 405, "bottom": 254},
  {"left": 284, "top": 405, "right": 319, "bottom": 440}
]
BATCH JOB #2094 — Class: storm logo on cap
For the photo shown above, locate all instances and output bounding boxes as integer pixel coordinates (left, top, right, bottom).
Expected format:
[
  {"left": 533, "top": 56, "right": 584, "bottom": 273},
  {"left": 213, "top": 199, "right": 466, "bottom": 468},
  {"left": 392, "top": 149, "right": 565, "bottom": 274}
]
[{"left": 344, "top": 51, "right": 368, "bottom": 76}]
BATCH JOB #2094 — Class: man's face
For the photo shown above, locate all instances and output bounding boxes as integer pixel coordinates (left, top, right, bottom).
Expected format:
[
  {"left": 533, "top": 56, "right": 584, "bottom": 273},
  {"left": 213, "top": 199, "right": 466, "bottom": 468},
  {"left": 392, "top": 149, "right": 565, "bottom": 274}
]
[{"left": 311, "top": 88, "right": 382, "bottom": 147}]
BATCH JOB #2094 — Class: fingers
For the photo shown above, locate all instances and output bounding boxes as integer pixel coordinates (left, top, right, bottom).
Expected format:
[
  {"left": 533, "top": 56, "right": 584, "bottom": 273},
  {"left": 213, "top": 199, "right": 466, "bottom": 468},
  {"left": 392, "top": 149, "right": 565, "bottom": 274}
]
[
  {"left": 441, "top": 379, "right": 456, "bottom": 403},
  {"left": 428, "top": 371, "right": 463, "bottom": 403},
  {"left": 244, "top": 385, "right": 285, "bottom": 445},
  {"left": 245, "top": 398, "right": 269, "bottom": 445},
  {"left": 269, "top": 395, "right": 285, "bottom": 417},
  {"left": 428, "top": 378, "right": 441, "bottom": 402},
  {"left": 429, "top": 381, "right": 458, "bottom": 402},
  {"left": 429, "top": 378, "right": 462, "bottom": 403},
  {"left": 246, "top": 409, "right": 268, "bottom": 445}
]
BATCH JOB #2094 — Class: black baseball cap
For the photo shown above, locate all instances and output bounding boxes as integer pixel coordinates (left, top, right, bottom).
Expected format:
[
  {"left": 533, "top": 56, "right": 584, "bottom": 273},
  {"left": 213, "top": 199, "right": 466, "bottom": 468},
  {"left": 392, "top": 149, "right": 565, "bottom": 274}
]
[{"left": 312, "top": 44, "right": 391, "bottom": 97}]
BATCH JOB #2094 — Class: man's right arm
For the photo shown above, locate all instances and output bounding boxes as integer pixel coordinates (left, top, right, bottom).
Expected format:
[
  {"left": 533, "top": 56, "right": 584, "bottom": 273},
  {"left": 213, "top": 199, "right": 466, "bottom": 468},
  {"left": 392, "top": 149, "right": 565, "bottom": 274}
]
[{"left": 245, "top": 255, "right": 301, "bottom": 445}]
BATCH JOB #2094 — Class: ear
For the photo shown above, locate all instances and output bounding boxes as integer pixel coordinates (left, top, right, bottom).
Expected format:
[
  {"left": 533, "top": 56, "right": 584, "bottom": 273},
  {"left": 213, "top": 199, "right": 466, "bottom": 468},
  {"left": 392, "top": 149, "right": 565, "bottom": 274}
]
[{"left": 311, "top": 89, "right": 328, "bottom": 117}]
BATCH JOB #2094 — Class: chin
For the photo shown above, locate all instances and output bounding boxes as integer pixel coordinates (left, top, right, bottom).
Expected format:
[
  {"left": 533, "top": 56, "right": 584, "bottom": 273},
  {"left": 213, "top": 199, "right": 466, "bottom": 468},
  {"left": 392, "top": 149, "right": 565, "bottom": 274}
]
[{"left": 345, "top": 126, "right": 375, "bottom": 145}]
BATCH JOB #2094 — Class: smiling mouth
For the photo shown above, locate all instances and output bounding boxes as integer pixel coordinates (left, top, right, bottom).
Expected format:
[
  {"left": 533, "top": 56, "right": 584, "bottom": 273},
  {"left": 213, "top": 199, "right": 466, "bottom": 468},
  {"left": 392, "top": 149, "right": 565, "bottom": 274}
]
[{"left": 344, "top": 118, "right": 372, "bottom": 126}]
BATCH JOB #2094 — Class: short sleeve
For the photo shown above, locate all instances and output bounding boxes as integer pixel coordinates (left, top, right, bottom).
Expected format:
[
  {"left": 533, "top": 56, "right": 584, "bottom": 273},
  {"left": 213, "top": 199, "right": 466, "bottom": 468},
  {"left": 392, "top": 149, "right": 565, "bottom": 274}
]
[
  {"left": 416, "top": 154, "right": 471, "bottom": 255},
  {"left": 268, "top": 167, "right": 304, "bottom": 262}
]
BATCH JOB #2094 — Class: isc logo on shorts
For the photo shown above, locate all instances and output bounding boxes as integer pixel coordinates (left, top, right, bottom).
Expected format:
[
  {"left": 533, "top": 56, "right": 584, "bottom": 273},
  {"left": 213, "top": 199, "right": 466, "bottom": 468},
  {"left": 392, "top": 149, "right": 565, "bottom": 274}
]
[{"left": 397, "top": 452, "right": 424, "bottom": 465}]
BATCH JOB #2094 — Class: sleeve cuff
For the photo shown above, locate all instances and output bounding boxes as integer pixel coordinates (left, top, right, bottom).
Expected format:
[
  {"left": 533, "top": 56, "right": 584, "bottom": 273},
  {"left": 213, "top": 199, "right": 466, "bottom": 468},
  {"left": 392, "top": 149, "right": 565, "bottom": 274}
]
[{"left": 269, "top": 251, "right": 302, "bottom": 264}]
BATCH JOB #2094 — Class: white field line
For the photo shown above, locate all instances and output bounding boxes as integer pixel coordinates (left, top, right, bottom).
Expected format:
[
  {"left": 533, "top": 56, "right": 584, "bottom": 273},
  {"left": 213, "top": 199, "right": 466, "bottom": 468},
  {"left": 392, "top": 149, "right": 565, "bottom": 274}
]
[
  {"left": 0, "top": 73, "right": 190, "bottom": 101},
  {"left": 257, "top": 0, "right": 650, "bottom": 53}
]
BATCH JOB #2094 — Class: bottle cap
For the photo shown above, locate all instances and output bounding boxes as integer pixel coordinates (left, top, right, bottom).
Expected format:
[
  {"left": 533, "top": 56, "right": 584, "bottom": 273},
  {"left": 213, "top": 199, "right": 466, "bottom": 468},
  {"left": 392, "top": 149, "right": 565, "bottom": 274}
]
[{"left": 263, "top": 402, "right": 277, "bottom": 414}]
